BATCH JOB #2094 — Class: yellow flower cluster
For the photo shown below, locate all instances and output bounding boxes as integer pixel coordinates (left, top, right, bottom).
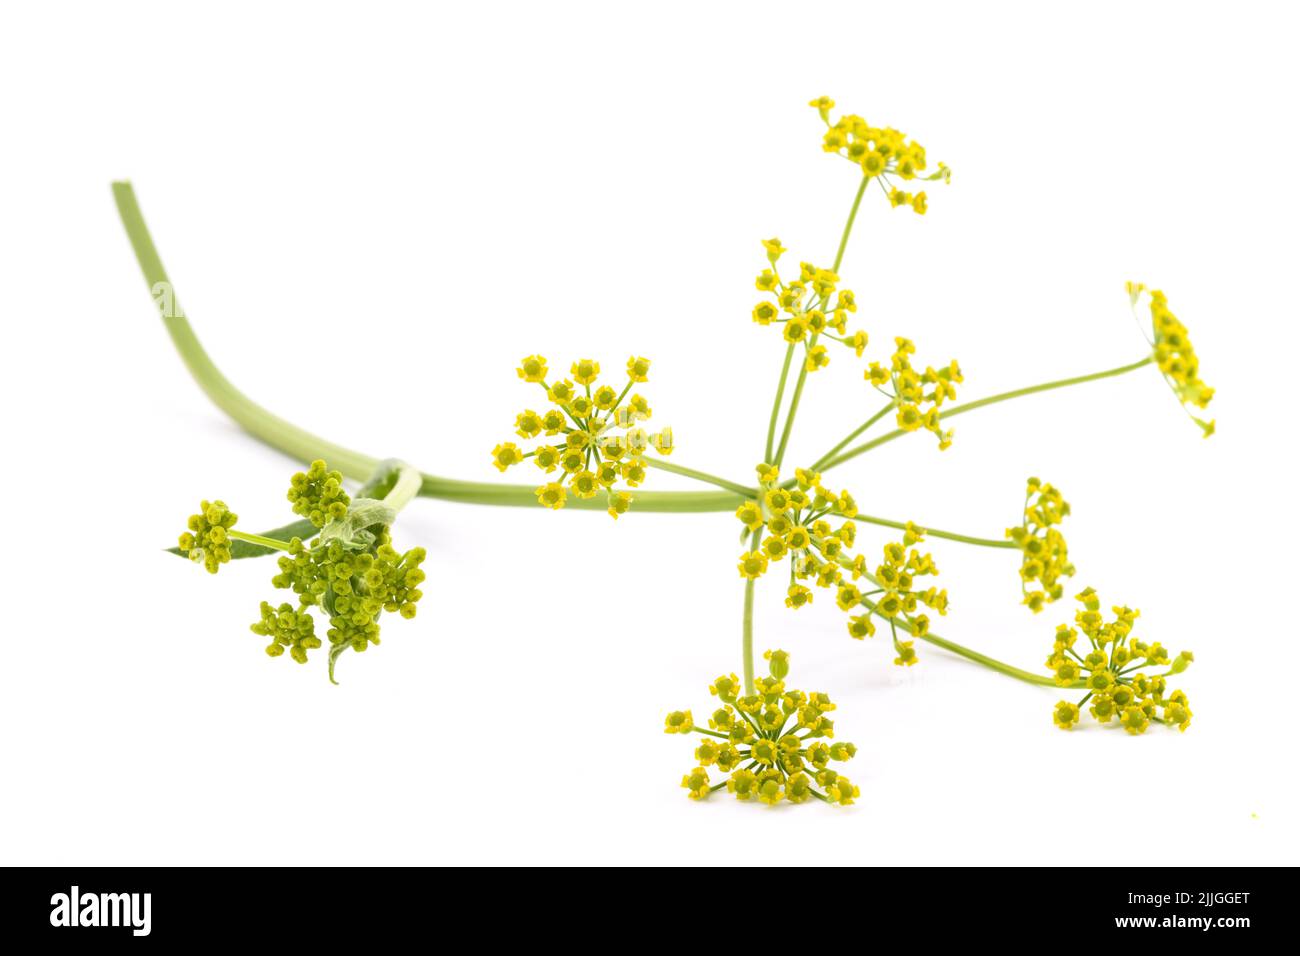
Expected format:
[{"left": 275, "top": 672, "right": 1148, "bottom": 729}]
[
  {"left": 808, "top": 96, "right": 950, "bottom": 211},
  {"left": 867, "top": 338, "right": 962, "bottom": 449},
  {"left": 1128, "top": 283, "right": 1215, "bottom": 438},
  {"left": 492, "top": 355, "right": 673, "bottom": 518},
  {"left": 1006, "top": 477, "right": 1074, "bottom": 613},
  {"left": 667, "top": 650, "right": 859, "bottom": 806},
  {"left": 751, "top": 242, "right": 867, "bottom": 372},
  {"left": 1048, "top": 588, "right": 1194, "bottom": 733},
  {"left": 736, "top": 466, "right": 947, "bottom": 664}
]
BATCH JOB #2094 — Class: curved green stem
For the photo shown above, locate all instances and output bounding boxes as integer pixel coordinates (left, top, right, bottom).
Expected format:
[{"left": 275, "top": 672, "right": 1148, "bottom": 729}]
[
  {"left": 845, "top": 556, "right": 1081, "bottom": 688},
  {"left": 913, "top": 628, "right": 1068, "bottom": 687},
  {"left": 377, "top": 462, "right": 422, "bottom": 513},
  {"left": 643, "top": 458, "right": 756, "bottom": 498},
  {"left": 113, "top": 182, "right": 743, "bottom": 516},
  {"left": 818, "top": 356, "right": 1156, "bottom": 473}
]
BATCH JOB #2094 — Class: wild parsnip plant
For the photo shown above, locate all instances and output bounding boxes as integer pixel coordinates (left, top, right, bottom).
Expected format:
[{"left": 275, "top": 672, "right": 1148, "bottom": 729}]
[{"left": 115, "top": 96, "right": 1210, "bottom": 806}]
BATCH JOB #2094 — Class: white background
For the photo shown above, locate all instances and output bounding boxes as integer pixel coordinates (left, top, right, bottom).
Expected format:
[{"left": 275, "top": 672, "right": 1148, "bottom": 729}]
[{"left": 2, "top": 1, "right": 1297, "bottom": 866}]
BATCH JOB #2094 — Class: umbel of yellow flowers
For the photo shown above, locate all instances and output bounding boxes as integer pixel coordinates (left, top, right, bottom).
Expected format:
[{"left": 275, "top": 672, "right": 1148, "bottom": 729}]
[
  {"left": 492, "top": 355, "right": 672, "bottom": 519},
  {"left": 667, "top": 650, "right": 860, "bottom": 806}
]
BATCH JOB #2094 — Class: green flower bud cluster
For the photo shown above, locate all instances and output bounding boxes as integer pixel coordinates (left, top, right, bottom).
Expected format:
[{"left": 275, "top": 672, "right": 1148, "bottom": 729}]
[
  {"left": 252, "top": 601, "right": 321, "bottom": 663},
  {"left": 178, "top": 460, "right": 427, "bottom": 681},
  {"left": 1007, "top": 477, "right": 1074, "bottom": 613},
  {"left": 288, "top": 459, "right": 350, "bottom": 528},
  {"left": 666, "top": 650, "right": 859, "bottom": 806},
  {"left": 1048, "top": 588, "right": 1193, "bottom": 733},
  {"left": 268, "top": 468, "right": 427, "bottom": 678},
  {"left": 322, "top": 533, "right": 427, "bottom": 649},
  {"left": 178, "top": 500, "right": 238, "bottom": 574}
]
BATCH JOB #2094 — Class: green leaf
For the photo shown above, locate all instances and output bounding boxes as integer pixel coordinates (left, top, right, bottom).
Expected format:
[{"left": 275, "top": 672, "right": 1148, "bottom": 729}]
[{"left": 165, "top": 517, "right": 318, "bottom": 560}]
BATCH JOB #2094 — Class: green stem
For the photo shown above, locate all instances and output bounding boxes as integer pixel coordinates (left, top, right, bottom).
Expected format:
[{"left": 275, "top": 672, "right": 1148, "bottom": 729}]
[
  {"left": 378, "top": 462, "right": 422, "bottom": 513},
  {"left": 772, "top": 356, "right": 810, "bottom": 469},
  {"left": 818, "top": 356, "right": 1156, "bottom": 472},
  {"left": 113, "top": 181, "right": 743, "bottom": 515},
  {"left": 227, "top": 530, "right": 294, "bottom": 552},
  {"left": 912, "top": 629, "right": 1062, "bottom": 687},
  {"left": 764, "top": 344, "right": 796, "bottom": 464},
  {"left": 851, "top": 513, "right": 1016, "bottom": 549},
  {"left": 742, "top": 528, "right": 761, "bottom": 695},
  {"left": 831, "top": 175, "right": 870, "bottom": 274},
  {"left": 811, "top": 401, "right": 895, "bottom": 472},
  {"left": 643, "top": 458, "right": 756, "bottom": 498},
  {"left": 845, "top": 557, "right": 1081, "bottom": 688},
  {"left": 771, "top": 175, "right": 870, "bottom": 469}
]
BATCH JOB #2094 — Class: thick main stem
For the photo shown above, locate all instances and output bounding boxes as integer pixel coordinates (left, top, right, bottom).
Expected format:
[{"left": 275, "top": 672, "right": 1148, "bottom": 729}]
[{"left": 113, "top": 181, "right": 743, "bottom": 515}]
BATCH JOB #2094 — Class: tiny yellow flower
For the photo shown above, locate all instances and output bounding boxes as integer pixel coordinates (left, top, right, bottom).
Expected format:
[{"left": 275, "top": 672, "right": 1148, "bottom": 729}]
[
  {"left": 808, "top": 95, "right": 835, "bottom": 117},
  {"left": 571, "top": 358, "right": 600, "bottom": 385},
  {"left": 1052, "top": 700, "right": 1080, "bottom": 730},
  {"left": 606, "top": 491, "right": 632, "bottom": 519},
  {"left": 738, "top": 551, "right": 769, "bottom": 579},
  {"left": 664, "top": 710, "right": 694, "bottom": 734},
  {"left": 569, "top": 470, "right": 600, "bottom": 499},
  {"left": 783, "top": 316, "right": 809, "bottom": 343},
  {"left": 761, "top": 237, "right": 786, "bottom": 262},
  {"left": 735, "top": 500, "right": 764, "bottom": 531},
  {"left": 681, "top": 767, "right": 711, "bottom": 799},
  {"left": 785, "top": 585, "right": 813, "bottom": 609},
  {"left": 535, "top": 482, "right": 567, "bottom": 510},
  {"left": 847, "top": 614, "right": 875, "bottom": 639},
  {"left": 517, "top": 354, "right": 548, "bottom": 382},
  {"left": 533, "top": 445, "right": 560, "bottom": 472},
  {"left": 491, "top": 442, "right": 524, "bottom": 472}
]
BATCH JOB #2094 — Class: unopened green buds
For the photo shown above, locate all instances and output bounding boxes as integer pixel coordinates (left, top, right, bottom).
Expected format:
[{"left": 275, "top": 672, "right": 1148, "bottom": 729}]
[
  {"left": 178, "top": 500, "right": 238, "bottom": 573},
  {"left": 288, "top": 459, "right": 350, "bottom": 528}
]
